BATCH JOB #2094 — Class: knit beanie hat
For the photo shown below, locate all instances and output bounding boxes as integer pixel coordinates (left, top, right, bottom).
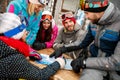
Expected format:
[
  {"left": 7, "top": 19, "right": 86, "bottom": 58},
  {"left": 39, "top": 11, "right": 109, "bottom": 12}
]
[
  {"left": 41, "top": 10, "right": 53, "bottom": 22},
  {"left": 0, "top": 13, "right": 26, "bottom": 39},
  {"left": 61, "top": 12, "right": 76, "bottom": 25},
  {"left": 79, "top": 0, "right": 109, "bottom": 12}
]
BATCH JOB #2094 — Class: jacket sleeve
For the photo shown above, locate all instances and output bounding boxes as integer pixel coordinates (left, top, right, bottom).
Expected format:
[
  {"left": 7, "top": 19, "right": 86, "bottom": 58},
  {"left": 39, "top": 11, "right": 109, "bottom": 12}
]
[
  {"left": 79, "top": 24, "right": 94, "bottom": 48},
  {"left": 86, "top": 41, "right": 120, "bottom": 71},
  {"left": 0, "top": 40, "right": 61, "bottom": 79},
  {"left": 64, "top": 29, "right": 86, "bottom": 47},
  {"left": 53, "top": 28, "right": 64, "bottom": 49},
  {"left": 6, "top": 1, "right": 21, "bottom": 15},
  {"left": 26, "top": 11, "right": 42, "bottom": 45},
  {"left": 45, "top": 25, "right": 58, "bottom": 48}
]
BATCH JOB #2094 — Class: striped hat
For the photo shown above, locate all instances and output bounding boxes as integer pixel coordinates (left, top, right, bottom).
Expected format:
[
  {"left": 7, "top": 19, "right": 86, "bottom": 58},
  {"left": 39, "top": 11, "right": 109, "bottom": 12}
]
[
  {"left": 0, "top": 13, "right": 26, "bottom": 39},
  {"left": 80, "top": 0, "right": 109, "bottom": 12}
]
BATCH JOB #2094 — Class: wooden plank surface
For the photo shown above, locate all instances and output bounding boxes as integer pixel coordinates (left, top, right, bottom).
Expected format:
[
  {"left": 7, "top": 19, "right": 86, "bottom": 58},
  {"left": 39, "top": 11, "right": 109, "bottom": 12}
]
[{"left": 30, "top": 48, "right": 80, "bottom": 80}]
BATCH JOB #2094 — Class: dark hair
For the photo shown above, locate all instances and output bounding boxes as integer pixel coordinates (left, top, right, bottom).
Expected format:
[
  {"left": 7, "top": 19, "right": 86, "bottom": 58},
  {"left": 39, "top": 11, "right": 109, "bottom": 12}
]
[{"left": 36, "top": 21, "right": 52, "bottom": 42}]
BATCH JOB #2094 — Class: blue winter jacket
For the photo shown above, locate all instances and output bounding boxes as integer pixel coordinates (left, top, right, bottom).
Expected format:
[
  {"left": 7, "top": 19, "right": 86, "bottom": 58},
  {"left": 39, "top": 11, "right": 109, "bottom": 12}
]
[{"left": 7, "top": 0, "right": 42, "bottom": 45}]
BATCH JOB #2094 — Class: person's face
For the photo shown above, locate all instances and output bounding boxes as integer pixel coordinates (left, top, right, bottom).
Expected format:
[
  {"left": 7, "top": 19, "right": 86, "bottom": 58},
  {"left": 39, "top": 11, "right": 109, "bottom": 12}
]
[
  {"left": 84, "top": 11, "right": 100, "bottom": 24},
  {"left": 34, "top": 4, "right": 44, "bottom": 13},
  {"left": 64, "top": 19, "right": 75, "bottom": 31},
  {"left": 42, "top": 20, "right": 51, "bottom": 30}
]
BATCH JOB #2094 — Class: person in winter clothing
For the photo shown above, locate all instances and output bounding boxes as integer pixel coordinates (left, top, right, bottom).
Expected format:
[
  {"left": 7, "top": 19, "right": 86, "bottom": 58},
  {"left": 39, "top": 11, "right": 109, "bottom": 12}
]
[
  {"left": 7, "top": 0, "right": 46, "bottom": 45},
  {"left": 0, "top": 40, "right": 65, "bottom": 80},
  {"left": 0, "top": 13, "right": 65, "bottom": 80},
  {"left": 32, "top": 10, "right": 58, "bottom": 50},
  {"left": 0, "top": 12, "right": 43, "bottom": 60},
  {"left": 50, "top": 0, "right": 120, "bottom": 80},
  {"left": 53, "top": 12, "right": 86, "bottom": 59}
]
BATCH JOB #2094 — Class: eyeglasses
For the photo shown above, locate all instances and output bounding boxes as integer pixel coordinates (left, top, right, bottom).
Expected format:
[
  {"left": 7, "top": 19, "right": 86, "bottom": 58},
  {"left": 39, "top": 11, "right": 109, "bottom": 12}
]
[
  {"left": 38, "top": 0, "right": 50, "bottom": 5},
  {"left": 41, "top": 15, "right": 52, "bottom": 21},
  {"left": 61, "top": 12, "right": 74, "bottom": 21}
]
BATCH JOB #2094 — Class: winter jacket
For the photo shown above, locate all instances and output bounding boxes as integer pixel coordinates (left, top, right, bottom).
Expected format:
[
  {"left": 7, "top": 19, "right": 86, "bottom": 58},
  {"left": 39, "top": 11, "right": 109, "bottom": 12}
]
[
  {"left": 43, "top": 24, "right": 58, "bottom": 48},
  {"left": 0, "top": 40, "right": 60, "bottom": 80},
  {"left": 34, "top": 21, "right": 58, "bottom": 48},
  {"left": 7, "top": 0, "right": 42, "bottom": 45},
  {"left": 78, "top": 3, "right": 120, "bottom": 71},
  {"left": 53, "top": 23, "right": 86, "bottom": 58}
]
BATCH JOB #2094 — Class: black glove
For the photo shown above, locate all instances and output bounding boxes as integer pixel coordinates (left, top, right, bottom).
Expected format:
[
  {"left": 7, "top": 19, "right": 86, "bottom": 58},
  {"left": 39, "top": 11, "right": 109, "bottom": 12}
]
[
  {"left": 71, "top": 48, "right": 88, "bottom": 73},
  {"left": 71, "top": 57, "right": 86, "bottom": 73},
  {"left": 49, "top": 46, "right": 67, "bottom": 58},
  {"left": 32, "top": 41, "right": 46, "bottom": 50}
]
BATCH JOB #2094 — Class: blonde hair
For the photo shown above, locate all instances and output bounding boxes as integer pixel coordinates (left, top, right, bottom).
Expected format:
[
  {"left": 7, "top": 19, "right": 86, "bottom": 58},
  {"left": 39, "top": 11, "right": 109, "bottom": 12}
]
[{"left": 27, "top": 3, "right": 39, "bottom": 16}]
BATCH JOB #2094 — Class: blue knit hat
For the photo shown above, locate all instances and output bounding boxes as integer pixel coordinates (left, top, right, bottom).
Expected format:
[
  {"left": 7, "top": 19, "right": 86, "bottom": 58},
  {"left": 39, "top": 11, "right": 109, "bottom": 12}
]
[{"left": 80, "top": 0, "right": 109, "bottom": 12}]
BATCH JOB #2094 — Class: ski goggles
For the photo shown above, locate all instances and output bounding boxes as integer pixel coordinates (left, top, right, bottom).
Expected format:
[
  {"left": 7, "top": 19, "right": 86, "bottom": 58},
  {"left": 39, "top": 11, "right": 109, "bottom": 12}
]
[
  {"left": 41, "top": 15, "right": 52, "bottom": 21},
  {"left": 38, "top": 0, "right": 50, "bottom": 5},
  {"left": 61, "top": 12, "right": 74, "bottom": 21}
]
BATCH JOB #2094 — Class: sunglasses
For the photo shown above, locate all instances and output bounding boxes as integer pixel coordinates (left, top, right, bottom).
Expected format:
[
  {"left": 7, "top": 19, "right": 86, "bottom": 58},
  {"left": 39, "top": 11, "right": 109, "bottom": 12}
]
[
  {"left": 61, "top": 13, "right": 74, "bottom": 21},
  {"left": 38, "top": 0, "right": 50, "bottom": 5},
  {"left": 41, "top": 15, "right": 52, "bottom": 21}
]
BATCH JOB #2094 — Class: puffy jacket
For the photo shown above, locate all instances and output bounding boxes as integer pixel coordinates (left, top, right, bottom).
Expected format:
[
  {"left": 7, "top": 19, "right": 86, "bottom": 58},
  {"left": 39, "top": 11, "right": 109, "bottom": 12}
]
[
  {"left": 79, "top": 3, "right": 120, "bottom": 71},
  {"left": 7, "top": 0, "right": 42, "bottom": 45}
]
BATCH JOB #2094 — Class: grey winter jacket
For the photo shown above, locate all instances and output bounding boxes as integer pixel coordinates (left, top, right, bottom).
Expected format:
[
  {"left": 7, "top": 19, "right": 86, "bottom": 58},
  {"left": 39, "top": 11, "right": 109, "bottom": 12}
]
[
  {"left": 84, "top": 2, "right": 120, "bottom": 71},
  {"left": 53, "top": 23, "right": 86, "bottom": 58}
]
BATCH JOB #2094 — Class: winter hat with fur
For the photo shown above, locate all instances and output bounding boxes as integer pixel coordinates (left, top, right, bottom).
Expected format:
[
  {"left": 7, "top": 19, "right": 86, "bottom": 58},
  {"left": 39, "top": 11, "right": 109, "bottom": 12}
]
[
  {"left": 0, "top": 12, "right": 26, "bottom": 39},
  {"left": 80, "top": 0, "right": 109, "bottom": 12}
]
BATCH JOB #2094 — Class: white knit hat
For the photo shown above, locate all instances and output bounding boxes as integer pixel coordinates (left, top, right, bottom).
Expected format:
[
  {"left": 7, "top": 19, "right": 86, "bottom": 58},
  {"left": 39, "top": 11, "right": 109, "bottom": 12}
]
[
  {"left": 42, "top": 10, "right": 52, "bottom": 16},
  {"left": 0, "top": 13, "right": 26, "bottom": 39},
  {"left": 29, "top": 0, "right": 47, "bottom": 5}
]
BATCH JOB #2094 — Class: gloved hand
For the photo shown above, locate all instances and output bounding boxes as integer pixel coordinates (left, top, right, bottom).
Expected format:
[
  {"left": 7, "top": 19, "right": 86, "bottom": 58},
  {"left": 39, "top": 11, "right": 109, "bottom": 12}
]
[
  {"left": 71, "top": 48, "right": 88, "bottom": 73},
  {"left": 49, "top": 46, "right": 67, "bottom": 58},
  {"left": 71, "top": 57, "right": 86, "bottom": 73},
  {"left": 29, "top": 51, "right": 42, "bottom": 60},
  {"left": 55, "top": 57, "right": 66, "bottom": 69},
  {"left": 32, "top": 41, "right": 46, "bottom": 50}
]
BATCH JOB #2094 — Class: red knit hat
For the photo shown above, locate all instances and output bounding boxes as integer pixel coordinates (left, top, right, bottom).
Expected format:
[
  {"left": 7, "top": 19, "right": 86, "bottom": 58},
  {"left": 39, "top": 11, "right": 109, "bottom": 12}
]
[{"left": 61, "top": 12, "right": 76, "bottom": 25}]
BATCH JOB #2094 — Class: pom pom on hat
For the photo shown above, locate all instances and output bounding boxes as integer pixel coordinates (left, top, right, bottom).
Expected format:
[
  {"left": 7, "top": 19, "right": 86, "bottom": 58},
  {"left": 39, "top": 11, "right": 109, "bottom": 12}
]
[
  {"left": 79, "top": 0, "right": 109, "bottom": 12},
  {"left": 0, "top": 12, "right": 26, "bottom": 39}
]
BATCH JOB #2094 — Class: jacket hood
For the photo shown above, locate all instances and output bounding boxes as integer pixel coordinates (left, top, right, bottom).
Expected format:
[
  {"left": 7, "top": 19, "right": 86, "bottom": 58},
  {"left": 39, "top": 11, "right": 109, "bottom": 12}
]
[{"left": 98, "top": 2, "right": 120, "bottom": 25}]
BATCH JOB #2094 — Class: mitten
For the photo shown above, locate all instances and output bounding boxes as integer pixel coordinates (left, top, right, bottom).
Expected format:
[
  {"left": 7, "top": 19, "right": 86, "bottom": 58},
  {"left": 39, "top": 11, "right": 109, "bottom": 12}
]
[
  {"left": 32, "top": 41, "right": 46, "bottom": 50},
  {"left": 29, "top": 51, "right": 42, "bottom": 60},
  {"left": 71, "top": 57, "right": 86, "bottom": 73},
  {"left": 49, "top": 46, "right": 67, "bottom": 58}
]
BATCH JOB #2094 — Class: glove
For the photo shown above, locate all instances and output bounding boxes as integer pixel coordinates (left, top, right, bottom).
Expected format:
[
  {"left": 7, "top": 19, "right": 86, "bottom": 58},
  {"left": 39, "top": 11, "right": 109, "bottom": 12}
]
[
  {"left": 71, "top": 48, "right": 88, "bottom": 73},
  {"left": 71, "top": 57, "right": 86, "bottom": 73},
  {"left": 32, "top": 41, "right": 46, "bottom": 50},
  {"left": 29, "top": 51, "right": 42, "bottom": 60},
  {"left": 49, "top": 46, "right": 67, "bottom": 58},
  {"left": 55, "top": 57, "right": 66, "bottom": 69}
]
